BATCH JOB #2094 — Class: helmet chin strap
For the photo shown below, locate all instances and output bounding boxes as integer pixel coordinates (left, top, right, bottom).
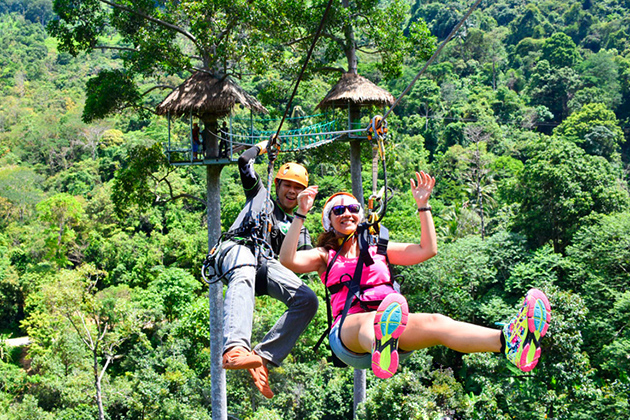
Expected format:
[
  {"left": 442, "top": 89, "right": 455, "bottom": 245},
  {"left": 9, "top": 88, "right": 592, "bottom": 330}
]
[{"left": 335, "top": 230, "right": 356, "bottom": 246}]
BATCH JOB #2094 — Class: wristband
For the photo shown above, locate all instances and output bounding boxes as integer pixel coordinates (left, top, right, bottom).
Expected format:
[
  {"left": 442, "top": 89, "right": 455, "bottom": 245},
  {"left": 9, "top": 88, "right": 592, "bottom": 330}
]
[
  {"left": 293, "top": 212, "right": 307, "bottom": 220},
  {"left": 417, "top": 206, "right": 432, "bottom": 213}
]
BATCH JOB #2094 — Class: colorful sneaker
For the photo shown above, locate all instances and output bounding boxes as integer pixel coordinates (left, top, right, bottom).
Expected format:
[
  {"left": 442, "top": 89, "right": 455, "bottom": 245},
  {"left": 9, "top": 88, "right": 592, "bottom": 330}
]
[
  {"left": 371, "top": 293, "right": 409, "bottom": 379},
  {"left": 503, "top": 288, "right": 551, "bottom": 372}
]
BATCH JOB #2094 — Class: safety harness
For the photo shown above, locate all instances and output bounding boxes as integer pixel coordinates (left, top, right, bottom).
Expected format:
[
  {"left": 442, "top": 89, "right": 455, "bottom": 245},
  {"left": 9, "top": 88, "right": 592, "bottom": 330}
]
[
  {"left": 311, "top": 114, "right": 404, "bottom": 367},
  {"left": 201, "top": 0, "right": 334, "bottom": 290},
  {"left": 314, "top": 222, "right": 404, "bottom": 367},
  {"left": 201, "top": 198, "right": 276, "bottom": 292}
]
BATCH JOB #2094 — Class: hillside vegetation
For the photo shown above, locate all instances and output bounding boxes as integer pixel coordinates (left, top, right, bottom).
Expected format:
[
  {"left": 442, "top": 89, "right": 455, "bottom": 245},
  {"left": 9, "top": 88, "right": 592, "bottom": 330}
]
[{"left": 0, "top": 0, "right": 629, "bottom": 419}]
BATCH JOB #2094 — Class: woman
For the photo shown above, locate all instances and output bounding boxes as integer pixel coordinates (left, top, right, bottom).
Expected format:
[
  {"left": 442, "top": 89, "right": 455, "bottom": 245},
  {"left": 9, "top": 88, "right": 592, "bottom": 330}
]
[{"left": 279, "top": 172, "right": 551, "bottom": 378}]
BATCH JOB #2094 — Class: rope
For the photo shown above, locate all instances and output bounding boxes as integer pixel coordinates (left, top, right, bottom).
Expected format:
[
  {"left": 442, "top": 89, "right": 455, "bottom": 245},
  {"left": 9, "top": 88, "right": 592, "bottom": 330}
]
[
  {"left": 263, "top": 0, "right": 334, "bottom": 238},
  {"left": 204, "top": 0, "right": 336, "bottom": 282},
  {"left": 382, "top": 0, "right": 484, "bottom": 120},
  {"left": 272, "top": 0, "right": 335, "bottom": 141},
  {"left": 233, "top": 112, "right": 328, "bottom": 122},
  {"left": 230, "top": 127, "right": 364, "bottom": 143},
  {"left": 359, "top": 0, "right": 483, "bottom": 226}
]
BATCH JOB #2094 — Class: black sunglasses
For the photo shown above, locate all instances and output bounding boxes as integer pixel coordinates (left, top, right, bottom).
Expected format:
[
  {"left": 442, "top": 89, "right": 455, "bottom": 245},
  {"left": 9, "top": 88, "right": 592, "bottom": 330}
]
[{"left": 331, "top": 204, "right": 361, "bottom": 216}]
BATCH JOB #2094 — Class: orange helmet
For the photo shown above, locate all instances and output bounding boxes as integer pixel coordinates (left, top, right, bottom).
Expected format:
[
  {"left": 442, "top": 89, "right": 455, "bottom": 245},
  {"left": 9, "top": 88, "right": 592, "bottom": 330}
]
[{"left": 275, "top": 162, "right": 309, "bottom": 188}]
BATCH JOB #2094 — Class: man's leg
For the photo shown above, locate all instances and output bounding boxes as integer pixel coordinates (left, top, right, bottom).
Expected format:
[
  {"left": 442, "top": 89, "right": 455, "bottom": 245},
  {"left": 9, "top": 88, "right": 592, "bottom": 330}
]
[
  {"left": 219, "top": 244, "right": 272, "bottom": 397},
  {"left": 254, "top": 259, "right": 318, "bottom": 366},
  {"left": 220, "top": 243, "right": 257, "bottom": 353}
]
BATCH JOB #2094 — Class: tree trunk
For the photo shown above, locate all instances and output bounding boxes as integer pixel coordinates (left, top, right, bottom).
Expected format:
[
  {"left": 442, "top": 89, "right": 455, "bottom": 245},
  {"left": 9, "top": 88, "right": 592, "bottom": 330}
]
[
  {"left": 207, "top": 163, "right": 227, "bottom": 420},
  {"left": 348, "top": 104, "right": 365, "bottom": 419},
  {"left": 57, "top": 220, "right": 65, "bottom": 247},
  {"left": 342, "top": 0, "right": 357, "bottom": 75},
  {"left": 203, "top": 119, "right": 220, "bottom": 158},
  {"left": 94, "top": 350, "right": 105, "bottom": 420},
  {"left": 474, "top": 143, "right": 485, "bottom": 239}
]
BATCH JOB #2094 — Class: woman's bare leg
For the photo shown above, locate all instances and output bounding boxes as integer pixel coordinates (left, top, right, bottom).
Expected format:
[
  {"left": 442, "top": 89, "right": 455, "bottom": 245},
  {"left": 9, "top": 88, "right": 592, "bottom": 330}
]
[
  {"left": 339, "top": 312, "right": 501, "bottom": 354},
  {"left": 399, "top": 313, "right": 501, "bottom": 353},
  {"left": 339, "top": 312, "right": 378, "bottom": 353}
]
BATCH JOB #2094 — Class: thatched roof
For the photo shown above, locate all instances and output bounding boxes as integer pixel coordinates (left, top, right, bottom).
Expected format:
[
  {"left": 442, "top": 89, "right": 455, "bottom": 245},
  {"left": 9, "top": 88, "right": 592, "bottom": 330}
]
[
  {"left": 156, "top": 72, "right": 267, "bottom": 119},
  {"left": 316, "top": 73, "right": 395, "bottom": 110}
]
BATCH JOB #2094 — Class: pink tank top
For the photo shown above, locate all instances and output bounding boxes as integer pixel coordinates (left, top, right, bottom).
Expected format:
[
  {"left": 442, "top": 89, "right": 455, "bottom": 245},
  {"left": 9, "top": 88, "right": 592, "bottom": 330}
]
[{"left": 320, "top": 246, "right": 391, "bottom": 323}]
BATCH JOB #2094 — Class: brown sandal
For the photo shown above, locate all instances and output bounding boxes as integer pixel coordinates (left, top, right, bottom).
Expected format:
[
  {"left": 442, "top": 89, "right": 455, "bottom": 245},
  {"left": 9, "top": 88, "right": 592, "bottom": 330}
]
[
  {"left": 248, "top": 363, "right": 274, "bottom": 399},
  {"left": 222, "top": 347, "right": 263, "bottom": 370}
]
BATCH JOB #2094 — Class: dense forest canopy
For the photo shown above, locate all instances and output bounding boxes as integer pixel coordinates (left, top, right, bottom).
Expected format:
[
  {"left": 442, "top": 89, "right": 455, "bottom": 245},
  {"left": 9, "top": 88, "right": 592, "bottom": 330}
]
[{"left": 0, "top": 0, "right": 629, "bottom": 419}]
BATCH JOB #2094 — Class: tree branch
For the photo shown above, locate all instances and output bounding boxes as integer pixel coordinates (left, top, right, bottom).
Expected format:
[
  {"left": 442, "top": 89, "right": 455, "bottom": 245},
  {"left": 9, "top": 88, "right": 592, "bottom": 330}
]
[
  {"left": 141, "top": 85, "right": 175, "bottom": 97},
  {"left": 138, "top": 105, "right": 158, "bottom": 115},
  {"left": 355, "top": 12, "right": 375, "bottom": 29},
  {"left": 99, "top": 354, "right": 113, "bottom": 383},
  {"left": 99, "top": 0, "right": 200, "bottom": 49},
  {"left": 94, "top": 45, "right": 138, "bottom": 53},
  {"left": 312, "top": 66, "right": 346, "bottom": 74},
  {"left": 160, "top": 193, "right": 207, "bottom": 206},
  {"left": 286, "top": 34, "right": 315, "bottom": 47},
  {"left": 189, "top": 67, "right": 214, "bottom": 75},
  {"left": 98, "top": 322, "right": 109, "bottom": 342},
  {"left": 356, "top": 47, "right": 380, "bottom": 55},
  {"left": 321, "top": 32, "right": 345, "bottom": 45},
  {"left": 66, "top": 312, "right": 93, "bottom": 349},
  {"left": 147, "top": 169, "right": 206, "bottom": 207},
  {"left": 215, "top": 18, "right": 239, "bottom": 47},
  {"left": 82, "top": 312, "right": 98, "bottom": 350},
  {"left": 156, "top": 176, "right": 206, "bottom": 207}
]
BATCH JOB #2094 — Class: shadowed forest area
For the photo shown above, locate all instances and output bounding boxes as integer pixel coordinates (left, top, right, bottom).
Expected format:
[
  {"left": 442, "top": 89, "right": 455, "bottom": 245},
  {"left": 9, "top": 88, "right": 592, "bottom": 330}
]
[{"left": 0, "top": 0, "right": 629, "bottom": 419}]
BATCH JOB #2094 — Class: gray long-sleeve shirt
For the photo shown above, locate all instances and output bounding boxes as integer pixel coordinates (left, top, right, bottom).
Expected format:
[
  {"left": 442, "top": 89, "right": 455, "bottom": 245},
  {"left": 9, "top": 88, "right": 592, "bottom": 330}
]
[{"left": 227, "top": 145, "right": 312, "bottom": 256}]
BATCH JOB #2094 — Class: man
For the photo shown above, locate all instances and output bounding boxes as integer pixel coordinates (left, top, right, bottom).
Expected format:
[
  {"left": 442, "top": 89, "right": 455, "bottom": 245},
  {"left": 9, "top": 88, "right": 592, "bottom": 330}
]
[
  {"left": 219, "top": 121, "right": 229, "bottom": 158},
  {"left": 192, "top": 123, "right": 201, "bottom": 159},
  {"left": 213, "top": 140, "right": 317, "bottom": 399}
]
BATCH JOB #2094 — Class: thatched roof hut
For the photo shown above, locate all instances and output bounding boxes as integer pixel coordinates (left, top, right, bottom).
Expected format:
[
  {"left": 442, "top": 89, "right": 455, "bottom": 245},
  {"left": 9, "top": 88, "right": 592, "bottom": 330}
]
[
  {"left": 316, "top": 73, "right": 395, "bottom": 110},
  {"left": 156, "top": 71, "right": 268, "bottom": 119}
]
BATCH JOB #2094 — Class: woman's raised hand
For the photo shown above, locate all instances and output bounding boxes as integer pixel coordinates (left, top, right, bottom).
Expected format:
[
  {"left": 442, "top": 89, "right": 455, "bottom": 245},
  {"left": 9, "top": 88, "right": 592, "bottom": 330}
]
[
  {"left": 410, "top": 171, "right": 435, "bottom": 207},
  {"left": 297, "top": 185, "right": 318, "bottom": 214}
]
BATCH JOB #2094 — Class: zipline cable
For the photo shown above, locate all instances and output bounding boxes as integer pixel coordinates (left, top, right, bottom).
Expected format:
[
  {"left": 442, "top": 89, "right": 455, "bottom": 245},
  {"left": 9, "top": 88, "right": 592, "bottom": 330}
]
[
  {"left": 272, "top": 0, "right": 336, "bottom": 142},
  {"left": 202, "top": 0, "right": 336, "bottom": 283},
  {"left": 382, "top": 0, "right": 484, "bottom": 121},
  {"left": 264, "top": 0, "right": 336, "bottom": 209},
  {"left": 357, "top": 0, "right": 483, "bottom": 229},
  {"left": 361, "top": 0, "right": 483, "bottom": 226}
]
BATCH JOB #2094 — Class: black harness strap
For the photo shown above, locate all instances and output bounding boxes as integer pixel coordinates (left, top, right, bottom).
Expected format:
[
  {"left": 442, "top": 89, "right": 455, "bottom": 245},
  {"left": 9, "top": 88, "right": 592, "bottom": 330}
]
[
  {"left": 313, "top": 223, "right": 404, "bottom": 367},
  {"left": 377, "top": 226, "right": 402, "bottom": 293},
  {"left": 377, "top": 225, "right": 389, "bottom": 256},
  {"left": 202, "top": 238, "right": 258, "bottom": 286},
  {"left": 255, "top": 259, "right": 269, "bottom": 296},
  {"left": 314, "top": 234, "right": 352, "bottom": 355},
  {"left": 336, "top": 224, "right": 373, "bottom": 333}
]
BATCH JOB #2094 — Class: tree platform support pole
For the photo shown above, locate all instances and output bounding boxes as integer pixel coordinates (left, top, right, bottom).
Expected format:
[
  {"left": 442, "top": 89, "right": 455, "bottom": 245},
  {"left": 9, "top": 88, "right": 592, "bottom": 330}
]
[
  {"left": 207, "top": 163, "right": 227, "bottom": 420},
  {"left": 349, "top": 132, "right": 366, "bottom": 418},
  {"left": 353, "top": 369, "right": 366, "bottom": 418},
  {"left": 349, "top": 101, "right": 366, "bottom": 417},
  {"left": 350, "top": 140, "right": 364, "bottom": 205}
]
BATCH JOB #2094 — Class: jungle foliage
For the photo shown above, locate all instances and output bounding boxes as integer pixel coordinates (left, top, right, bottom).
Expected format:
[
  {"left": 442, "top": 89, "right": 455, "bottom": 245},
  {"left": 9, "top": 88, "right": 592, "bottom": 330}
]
[{"left": 1, "top": 0, "right": 629, "bottom": 419}]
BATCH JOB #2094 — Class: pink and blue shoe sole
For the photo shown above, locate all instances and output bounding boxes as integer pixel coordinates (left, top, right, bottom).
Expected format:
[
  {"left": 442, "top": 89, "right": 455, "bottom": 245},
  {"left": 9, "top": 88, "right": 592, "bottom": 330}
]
[
  {"left": 371, "top": 293, "right": 409, "bottom": 379},
  {"left": 510, "top": 288, "right": 552, "bottom": 372}
]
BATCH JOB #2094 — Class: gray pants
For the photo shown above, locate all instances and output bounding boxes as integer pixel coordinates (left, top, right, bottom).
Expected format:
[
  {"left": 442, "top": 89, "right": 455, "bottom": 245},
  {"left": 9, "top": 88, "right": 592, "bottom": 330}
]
[{"left": 218, "top": 241, "right": 318, "bottom": 366}]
